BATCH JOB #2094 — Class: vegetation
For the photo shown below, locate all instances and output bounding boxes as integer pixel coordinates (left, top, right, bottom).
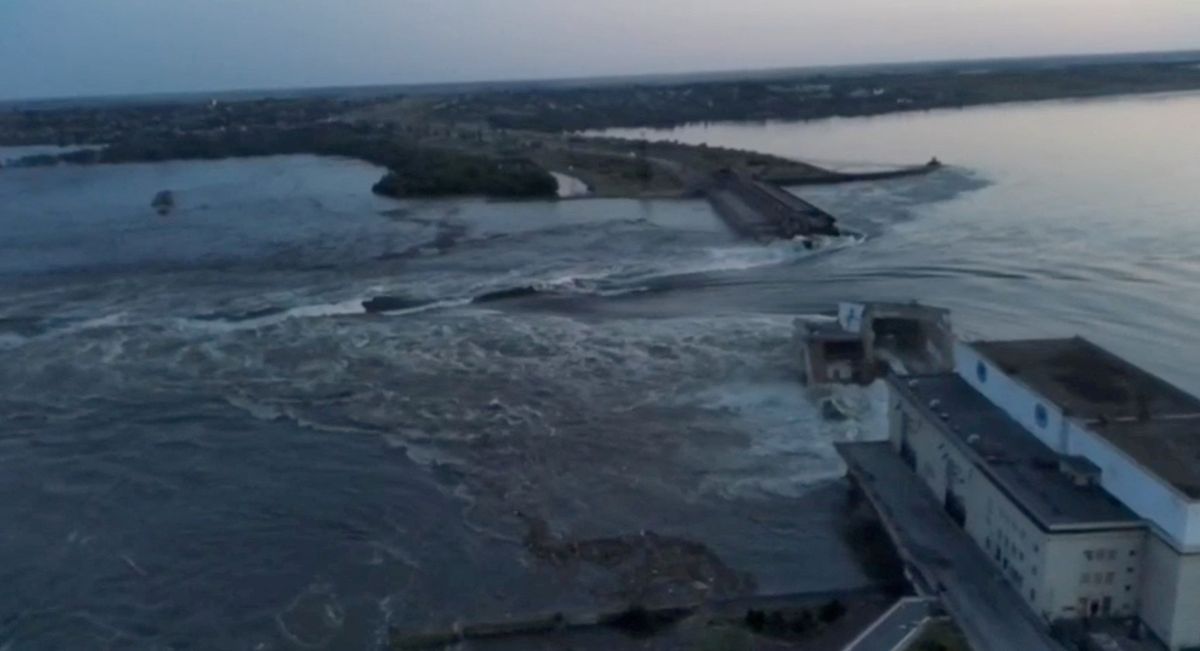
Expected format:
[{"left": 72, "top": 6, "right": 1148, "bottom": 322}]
[
  {"left": 741, "top": 599, "right": 846, "bottom": 641},
  {"left": 9, "top": 124, "right": 558, "bottom": 199},
  {"left": 910, "top": 619, "right": 973, "bottom": 651},
  {"left": 424, "top": 60, "right": 1200, "bottom": 132},
  {"left": 602, "top": 605, "right": 689, "bottom": 638}
]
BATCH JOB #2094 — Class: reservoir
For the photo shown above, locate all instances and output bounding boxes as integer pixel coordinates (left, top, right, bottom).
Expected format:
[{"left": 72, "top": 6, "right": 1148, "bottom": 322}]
[{"left": 3, "top": 91, "right": 1200, "bottom": 648}]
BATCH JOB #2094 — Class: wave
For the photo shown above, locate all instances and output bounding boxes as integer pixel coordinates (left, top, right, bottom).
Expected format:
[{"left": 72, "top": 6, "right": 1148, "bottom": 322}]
[{"left": 24, "top": 231, "right": 867, "bottom": 338}]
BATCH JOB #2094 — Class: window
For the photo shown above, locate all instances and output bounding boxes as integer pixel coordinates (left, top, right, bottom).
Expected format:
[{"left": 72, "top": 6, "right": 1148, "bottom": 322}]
[
  {"left": 977, "top": 361, "right": 988, "bottom": 383},
  {"left": 1126, "top": 585, "right": 1133, "bottom": 592},
  {"left": 1035, "top": 404, "right": 1049, "bottom": 428},
  {"left": 1130, "top": 550, "right": 1137, "bottom": 557},
  {"left": 1094, "top": 572, "right": 1104, "bottom": 584},
  {"left": 1082, "top": 573, "right": 1091, "bottom": 584},
  {"left": 1105, "top": 572, "right": 1114, "bottom": 585},
  {"left": 1085, "top": 550, "right": 1094, "bottom": 561}
]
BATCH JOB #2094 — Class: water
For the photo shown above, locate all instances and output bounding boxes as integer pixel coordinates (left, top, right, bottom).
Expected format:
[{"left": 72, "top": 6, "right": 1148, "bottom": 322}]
[
  {"left": 3, "top": 91, "right": 1199, "bottom": 649},
  {"left": 596, "top": 91, "right": 1200, "bottom": 388},
  {"left": 0, "top": 153, "right": 876, "bottom": 649}
]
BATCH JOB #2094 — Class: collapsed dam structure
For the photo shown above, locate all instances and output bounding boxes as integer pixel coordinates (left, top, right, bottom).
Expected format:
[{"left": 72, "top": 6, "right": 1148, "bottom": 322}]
[{"left": 705, "top": 169, "right": 841, "bottom": 241}]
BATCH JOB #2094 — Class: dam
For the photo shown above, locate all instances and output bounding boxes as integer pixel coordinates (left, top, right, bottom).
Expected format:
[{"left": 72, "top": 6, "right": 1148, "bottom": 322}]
[{"left": 705, "top": 170, "right": 842, "bottom": 241}]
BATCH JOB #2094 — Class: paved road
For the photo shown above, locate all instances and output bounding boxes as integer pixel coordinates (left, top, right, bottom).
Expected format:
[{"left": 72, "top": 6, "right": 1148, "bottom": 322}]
[
  {"left": 843, "top": 597, "right": 934, "bottom": 651},
  {"left": 839, "top": 443, "right": 1065, "bottom": 651}
]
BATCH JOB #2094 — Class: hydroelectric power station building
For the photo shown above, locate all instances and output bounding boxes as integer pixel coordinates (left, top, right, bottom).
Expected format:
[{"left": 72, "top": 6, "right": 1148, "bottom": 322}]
[{"left": 853, "top": 336, "right": 1200, "bottom": 649}]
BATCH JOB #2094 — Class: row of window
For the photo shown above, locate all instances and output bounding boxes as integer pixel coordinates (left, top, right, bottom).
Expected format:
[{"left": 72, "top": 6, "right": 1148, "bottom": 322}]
[{"left": 1084, "top": 548, "right": 1136, "bottom": 562}]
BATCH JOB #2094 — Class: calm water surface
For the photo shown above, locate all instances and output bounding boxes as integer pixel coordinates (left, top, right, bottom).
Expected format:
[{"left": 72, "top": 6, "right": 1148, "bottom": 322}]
[
  {"left": 599, "top": 92, "right": 1200, "bottom": 386},
  {"left": 2, "top": 92, "right": 1199, "bottom": 649}
]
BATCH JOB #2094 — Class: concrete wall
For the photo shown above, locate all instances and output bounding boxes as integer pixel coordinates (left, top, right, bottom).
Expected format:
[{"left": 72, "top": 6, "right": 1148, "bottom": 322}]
[
  {"left": 892, "top": 384, "right": 1148, "bottom": 624},
  {"left": 958, "top": 341, "right": 1200, "bottom": 550},
  {"left": 892, "top": 391, "right": 1046, "bottom": 615},
  {"left": 1063, "top": 420, "right": 1200, "bottom": 550},
  {"left": 890, "top": 391, "right": 971, "bottom": 506},
  {"left": 963, "top": 467, "right": 1053, "bottom": 618},
  {"left": 1140, "top": 533, "right": 1200, "bottom": 650},
  {"left": 954, "top": 342, "right": 1070, "bottom": 452},
  {"left": 1041, "top": 530, "right": 1144, "bottom": 621}
]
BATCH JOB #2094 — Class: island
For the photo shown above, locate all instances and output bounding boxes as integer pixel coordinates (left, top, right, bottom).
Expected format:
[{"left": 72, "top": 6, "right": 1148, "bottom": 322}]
[{"left": 3, "top": 50, "right": 1199, "bottom": 216}]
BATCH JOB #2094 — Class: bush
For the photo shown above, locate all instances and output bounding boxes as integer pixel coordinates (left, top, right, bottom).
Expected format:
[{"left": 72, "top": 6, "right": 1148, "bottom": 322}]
[
  {"left": 743, "top": 609, "right": 765, "bottom": 632},
  {"left": 819, "top": 599, "right": 847, "bottom": 624}
]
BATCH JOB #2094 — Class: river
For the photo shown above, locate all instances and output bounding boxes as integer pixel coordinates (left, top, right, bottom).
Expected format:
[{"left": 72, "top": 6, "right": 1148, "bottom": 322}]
[
  {"left": 2, "top": 91, "right": 1198, "bottom": 649},
  {"left": 596, "top": 91, "right": 1200, "bottom": 387}
]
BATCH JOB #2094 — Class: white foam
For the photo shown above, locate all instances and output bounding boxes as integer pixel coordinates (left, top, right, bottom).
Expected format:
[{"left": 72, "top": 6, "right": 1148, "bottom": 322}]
[
  {"left": 550, "top": 171, "right": 590, "bottom": 198},
  {"left": 178, "top": 298, "right": 368, "bottom": 333},
  {"left": 685, "top": 378, "right": 888, "bottom": 500},
  {"left": 0, "top": 333, "right": 26, "bottom": 349},
  {"left": 377, "top": 297, "right": 472, "bottom": 316}
]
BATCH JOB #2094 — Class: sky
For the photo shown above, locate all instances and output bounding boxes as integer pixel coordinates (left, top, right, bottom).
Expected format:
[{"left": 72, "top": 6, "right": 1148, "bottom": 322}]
[{"left": 3, "top": 0, "right": 1200, "bottom": 100}]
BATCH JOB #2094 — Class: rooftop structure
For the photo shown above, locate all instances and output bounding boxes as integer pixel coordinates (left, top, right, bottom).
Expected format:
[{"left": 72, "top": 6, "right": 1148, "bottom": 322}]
[
  {"left": 891, "top": 373, "right": 1140, "bottom": 531},
  {"left": 970, "top": 338, "right": 1200, "bottom": 503},
  {"left": 972, "top": 337, "right": 1200, "bottom": 421},
  {"left": 866, "top": 332, "right": 1200, "bottom": 649},
  {"left": 1089, "top": 418, "right": 1200, "bottom": 500}
]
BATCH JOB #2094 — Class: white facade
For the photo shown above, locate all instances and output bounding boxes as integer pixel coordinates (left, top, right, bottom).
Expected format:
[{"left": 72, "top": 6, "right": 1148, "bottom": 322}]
[
  {"left": 1064, "top": 419, "right": 1200, "bottom": 551},
  {"left": 949, "top": 340, "right": 1200, "bottom": 649},
  {"left": 890, "top": 389, "right": 1142, "bottom": 623},
  {"left": 955, "top": 341, "right": 1200, "bottom": 551},
  {"left": 1141, "top": 533, "right": 1200, "bottom": 649},
  {"left": 954, "top": 342, "right": 1071, "bottom": 452}
]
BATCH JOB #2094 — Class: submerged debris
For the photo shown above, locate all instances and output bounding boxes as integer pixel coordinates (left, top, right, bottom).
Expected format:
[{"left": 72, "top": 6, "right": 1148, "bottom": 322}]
[
  {"left": 515, "top": 511, "right": 756, "bottom": 605},
  {"left": 151, "top": 190, "right": 175, "bottom": 215}
]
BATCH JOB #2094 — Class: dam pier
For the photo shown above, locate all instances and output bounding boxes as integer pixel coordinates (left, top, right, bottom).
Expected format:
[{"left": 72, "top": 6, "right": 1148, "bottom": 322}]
[{"left": 705, "top": 170, "right": 842, "bottom": 241}]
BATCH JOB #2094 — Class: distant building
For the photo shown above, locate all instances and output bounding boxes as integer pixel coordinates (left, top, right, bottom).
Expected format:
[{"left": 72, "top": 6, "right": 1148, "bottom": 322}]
[{"left": 888, "top": 336, "right": 1200, "bottom": 649}]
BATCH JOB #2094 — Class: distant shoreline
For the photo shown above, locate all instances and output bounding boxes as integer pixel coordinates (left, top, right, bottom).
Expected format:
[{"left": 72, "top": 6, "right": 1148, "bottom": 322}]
[{"left": 4, "top": 47, "right": 1200, "bottom": 110}]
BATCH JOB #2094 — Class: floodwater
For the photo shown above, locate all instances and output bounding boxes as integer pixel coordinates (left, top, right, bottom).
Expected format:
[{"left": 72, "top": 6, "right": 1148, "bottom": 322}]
[
  {"left": 596, "top": 91, "right": 1200, "bottom": 387},
  {"left": 0, "top": 155, "right": 877, "bottom": 649},
  {"left": 3, "top": 90, "right": 1199, "bottom": 649}
]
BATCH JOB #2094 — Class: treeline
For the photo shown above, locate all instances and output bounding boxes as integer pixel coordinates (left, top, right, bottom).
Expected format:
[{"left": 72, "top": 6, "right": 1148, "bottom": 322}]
[
  {"left": 433, "top": 61, "right": 1200, "bottom": 132},
  {"left": 10, "top": 124, "right": 558, "bottom": 199}
]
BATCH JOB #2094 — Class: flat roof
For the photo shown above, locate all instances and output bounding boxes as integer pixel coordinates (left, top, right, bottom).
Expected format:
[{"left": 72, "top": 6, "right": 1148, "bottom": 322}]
[
  {"left": 891, "top": 373, "right": 1141, "bottom": 531},
  {"left": 971, "top": 338, "right": 1200, "bottom": 421},
  {"left": 971, "top": 338, "right": 1200, "bottom": 500},
  {"left": 1088, "top": 419, "right": 1200, "bottom": 499}
]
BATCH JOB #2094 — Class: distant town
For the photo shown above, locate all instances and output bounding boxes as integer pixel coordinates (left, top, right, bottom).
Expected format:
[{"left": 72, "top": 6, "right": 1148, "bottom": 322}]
[{"left": 3, "top": 52, "right": 1200, "bottom": 206}]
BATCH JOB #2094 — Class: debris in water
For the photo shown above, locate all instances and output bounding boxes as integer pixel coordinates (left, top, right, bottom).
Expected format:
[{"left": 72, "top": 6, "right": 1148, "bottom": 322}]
[{"left": 152, "top": 190, "right": 175, "bottom": 215}]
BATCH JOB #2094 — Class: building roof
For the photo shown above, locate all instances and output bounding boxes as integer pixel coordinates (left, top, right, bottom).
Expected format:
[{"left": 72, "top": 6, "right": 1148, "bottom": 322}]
[
  {"left": 1087, "top": 419, "right": 1200, "bottom": 500},
  {"left": 891, "top": 373, "right": 1142, "bottom": 531},
  {"left": 971, "top": 337, "right": 1200, "bottom": 500},
  {"left": 971, "top": 338, "right": 1200, "bottom": 421}
]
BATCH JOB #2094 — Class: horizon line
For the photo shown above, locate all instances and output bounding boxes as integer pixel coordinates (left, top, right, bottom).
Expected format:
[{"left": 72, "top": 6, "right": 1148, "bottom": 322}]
[{"left": 5, "top": 46, "right": 1200, "bottom": 107}]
